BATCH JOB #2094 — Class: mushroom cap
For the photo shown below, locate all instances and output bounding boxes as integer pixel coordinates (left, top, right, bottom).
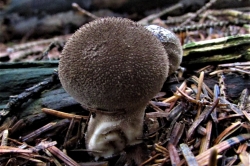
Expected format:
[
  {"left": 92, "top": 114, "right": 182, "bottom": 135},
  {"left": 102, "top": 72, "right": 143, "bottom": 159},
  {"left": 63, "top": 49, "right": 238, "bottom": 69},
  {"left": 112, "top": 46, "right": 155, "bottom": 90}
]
[
  {"left": 145, "top": 25, "right": 183, "bottom": 75},
  {"left": 59, "top": 17, "right": 168, "bottom": 111}
]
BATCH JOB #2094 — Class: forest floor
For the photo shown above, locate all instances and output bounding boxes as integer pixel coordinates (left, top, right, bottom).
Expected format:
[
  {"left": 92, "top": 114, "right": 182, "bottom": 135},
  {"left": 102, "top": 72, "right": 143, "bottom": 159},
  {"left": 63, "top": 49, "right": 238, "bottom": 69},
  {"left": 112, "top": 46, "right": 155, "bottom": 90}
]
[{"left": 0, "top": 0, "right": 250, "bottom": 165}]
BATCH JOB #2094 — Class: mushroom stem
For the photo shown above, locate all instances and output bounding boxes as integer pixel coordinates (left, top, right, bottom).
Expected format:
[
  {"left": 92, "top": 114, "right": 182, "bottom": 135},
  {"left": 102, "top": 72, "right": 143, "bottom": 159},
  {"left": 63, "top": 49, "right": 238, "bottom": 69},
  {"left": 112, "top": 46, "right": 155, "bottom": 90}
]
[{"left": 86, "top": 105, "right": 146, "bottom": 159}]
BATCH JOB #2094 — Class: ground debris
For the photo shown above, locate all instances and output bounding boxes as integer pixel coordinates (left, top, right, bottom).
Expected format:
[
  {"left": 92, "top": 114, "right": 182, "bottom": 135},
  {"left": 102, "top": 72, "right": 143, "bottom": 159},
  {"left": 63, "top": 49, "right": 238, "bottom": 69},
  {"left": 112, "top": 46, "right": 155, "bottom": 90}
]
[{"left": 1, "top": 1, "right": 250, "bottom": 165}]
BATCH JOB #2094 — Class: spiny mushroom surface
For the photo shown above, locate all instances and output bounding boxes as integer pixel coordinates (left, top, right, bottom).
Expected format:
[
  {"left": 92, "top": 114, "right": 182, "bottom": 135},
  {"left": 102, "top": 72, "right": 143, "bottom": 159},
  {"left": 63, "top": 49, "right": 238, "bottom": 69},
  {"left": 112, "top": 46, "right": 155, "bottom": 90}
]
[{"left": 58, "top": 17, "right": 181, "bottom": 159}]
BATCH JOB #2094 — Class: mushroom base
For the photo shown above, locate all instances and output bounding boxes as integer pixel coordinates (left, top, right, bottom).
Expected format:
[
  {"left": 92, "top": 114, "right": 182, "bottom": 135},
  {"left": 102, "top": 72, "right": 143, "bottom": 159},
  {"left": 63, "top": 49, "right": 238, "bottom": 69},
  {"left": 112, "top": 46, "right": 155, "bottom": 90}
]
[{"left": 85, "top": 106, "right": 145, "bottom": 159}]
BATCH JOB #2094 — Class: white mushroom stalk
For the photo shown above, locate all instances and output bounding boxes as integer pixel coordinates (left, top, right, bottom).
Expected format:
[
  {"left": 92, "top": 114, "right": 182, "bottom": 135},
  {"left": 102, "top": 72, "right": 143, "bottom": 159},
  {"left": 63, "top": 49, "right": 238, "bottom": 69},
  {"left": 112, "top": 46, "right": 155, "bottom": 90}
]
[
  {"left": 86, "top": 105, "right": 146, "bottom": 159},
  {"left": 58, "top": 17, "right": 182, "bottom": 159}
]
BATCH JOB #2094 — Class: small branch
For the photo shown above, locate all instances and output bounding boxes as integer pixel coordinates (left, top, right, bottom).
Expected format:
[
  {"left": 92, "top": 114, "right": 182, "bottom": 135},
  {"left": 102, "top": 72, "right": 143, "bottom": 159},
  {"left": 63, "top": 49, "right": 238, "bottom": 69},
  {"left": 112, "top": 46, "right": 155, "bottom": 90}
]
[
  {"left": 181, "top": 0, "right": 218, "bottom": 26},
  {"left": 137, "top": 3, "right": 184, "bottom": 26},
  {"left": 72, "top": 3, "right": 99, "bottom": 20}
]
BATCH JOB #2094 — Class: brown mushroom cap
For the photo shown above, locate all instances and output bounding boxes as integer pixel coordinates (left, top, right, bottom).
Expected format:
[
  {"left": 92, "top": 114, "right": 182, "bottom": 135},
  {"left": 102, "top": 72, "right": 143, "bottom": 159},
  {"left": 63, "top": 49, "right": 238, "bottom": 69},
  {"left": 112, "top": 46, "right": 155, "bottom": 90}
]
[{"left": 59, "top": 17, "right": 168, "bottom": 111}]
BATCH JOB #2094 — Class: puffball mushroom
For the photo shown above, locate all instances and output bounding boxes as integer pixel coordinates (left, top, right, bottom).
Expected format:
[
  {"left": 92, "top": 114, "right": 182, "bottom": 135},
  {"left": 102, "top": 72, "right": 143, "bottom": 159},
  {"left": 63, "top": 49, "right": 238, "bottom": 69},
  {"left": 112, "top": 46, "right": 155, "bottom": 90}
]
[
  {"left": 58, "top": 17, "right": 182, "bottom": 159},
  {"left": 145, "top": 25, "right": 183, "bottom": 75}
]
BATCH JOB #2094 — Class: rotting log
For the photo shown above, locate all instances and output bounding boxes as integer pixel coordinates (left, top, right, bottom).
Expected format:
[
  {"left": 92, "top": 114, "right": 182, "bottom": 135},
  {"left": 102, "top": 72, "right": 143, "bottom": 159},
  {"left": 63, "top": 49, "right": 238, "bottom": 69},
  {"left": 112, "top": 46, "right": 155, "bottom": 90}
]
[
  {"left": 182, "top": 34, "right": 250, "bottom": 66},
  {"left": 16, "top": 88, "right": 82, "bottom": 118},
  {"left": 1, "top": 62, "right": 249, "bottom": 101},
  {"left": 0, "top": 62, "right": 249, "bottom": 120},
  {"left": 1, "top": 34, "right": 250, "bottom": 117},
  {"left": 0, "top": 61, "right": 58, "bottom": 105}
]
